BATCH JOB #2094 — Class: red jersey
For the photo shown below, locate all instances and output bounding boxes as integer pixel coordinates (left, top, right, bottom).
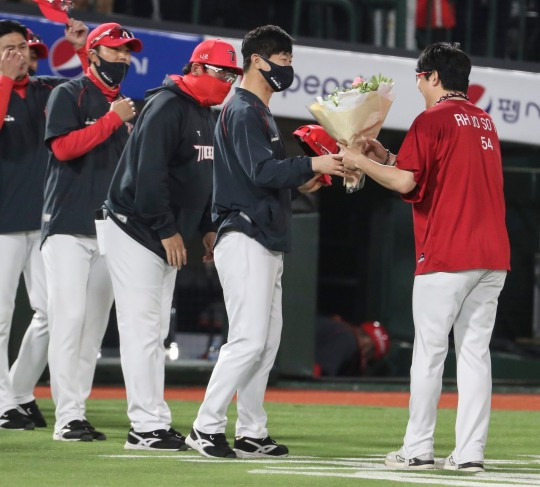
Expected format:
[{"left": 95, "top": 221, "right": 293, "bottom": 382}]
[{"left": 396, "top": 99, "right": 510, "bottom": 275}]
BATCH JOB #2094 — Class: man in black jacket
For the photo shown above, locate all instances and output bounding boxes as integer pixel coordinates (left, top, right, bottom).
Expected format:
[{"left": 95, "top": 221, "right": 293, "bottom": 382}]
[
  {"left": 186, "top": 25, "right": 344, "bottom": 459},
  {"left": 101, "top": 38, "right": 242, "bottom": 451},
  {"left": 0, "top": 18, "right": 87, "bottom": 431}
]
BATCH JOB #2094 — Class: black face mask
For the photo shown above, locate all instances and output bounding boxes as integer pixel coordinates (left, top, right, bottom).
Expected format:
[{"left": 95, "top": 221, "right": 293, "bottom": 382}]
[
  {"left": 257, "top": 55, "right": 294, "bottom": 92},
  {"left": 94, "top": 53, "right": 129, "bottom": 86}
]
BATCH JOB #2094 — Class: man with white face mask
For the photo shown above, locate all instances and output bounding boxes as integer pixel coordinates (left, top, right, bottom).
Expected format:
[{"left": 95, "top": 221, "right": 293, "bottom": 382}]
[
  {"left": 187, "top": 25, "right": 344, "bottom": 459},
  {"left": 42, "top": 22, "right": 142, "bottom": 442},
  {"left": 100, "top": 38, "right": 242, "bottom": 451}
]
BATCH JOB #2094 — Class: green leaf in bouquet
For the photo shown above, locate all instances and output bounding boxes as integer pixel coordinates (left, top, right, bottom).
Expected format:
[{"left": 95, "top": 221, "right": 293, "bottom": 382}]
[{"left": 321, "top": 73, "right": 393, "bottom": 106}]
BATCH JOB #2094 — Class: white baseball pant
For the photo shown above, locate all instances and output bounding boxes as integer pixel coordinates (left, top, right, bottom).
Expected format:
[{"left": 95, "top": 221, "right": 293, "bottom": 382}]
[
  {"left": 402, "top": 269, "right": 506, "bottom": 463},
  {"left": 0, "top": 231, "right": 48, "bottom": 414},
  {"left": 101, "top": 217, "right": 175, "bottom": 432},
  {"left": 42, "top": 234, "right": 114, "bottom": 434},
  {"left": 193, "top": 231, "right": 284, "bottom": 438}
]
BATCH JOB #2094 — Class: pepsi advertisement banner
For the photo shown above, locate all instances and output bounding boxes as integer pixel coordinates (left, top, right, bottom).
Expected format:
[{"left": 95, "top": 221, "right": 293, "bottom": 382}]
[{"left": 0, "top": 12, "right": 202, "bottom": 100}]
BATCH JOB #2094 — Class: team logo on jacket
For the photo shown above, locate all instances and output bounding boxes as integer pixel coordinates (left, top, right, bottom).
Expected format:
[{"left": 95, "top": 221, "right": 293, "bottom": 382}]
[
  {"left": 49, "top": 38, "right": 82, "bottom": 78},
  {"left": 194, "top": 145, "right": 213, "bottom": 162},
  {"left": 3, "top": 115, "right": 15, "bottom": 122}
]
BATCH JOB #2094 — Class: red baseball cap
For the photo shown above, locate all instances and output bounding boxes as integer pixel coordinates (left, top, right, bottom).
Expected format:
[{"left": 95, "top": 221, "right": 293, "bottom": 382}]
[
  {"left": 360, "top": 321, "right": 390, "bottom": 360},
  {"left": 293, "top": 124, "right": 338, "bottom": 186},
  {"left": 33, "top": 0, "right": 72, "bottom": 24},
  {"left": 27, "top": 29, "right": 49, "bottom": 59},
  {"left": 190, "top": 38, "right": 243, "bottom": 75},
  {"left": 86, "top": 23, "right": 142, "bottom": 53}
]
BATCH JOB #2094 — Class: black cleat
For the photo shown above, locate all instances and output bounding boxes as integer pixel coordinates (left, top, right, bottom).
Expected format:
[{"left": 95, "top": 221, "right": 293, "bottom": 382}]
[
  {"left": 0, "top": 408, "right": 35, "bottom": 430},
  {"left": 19, "top": 400, "right": 47, "bottom": 427},
  {"left": 125, "top": 428, "right": 187, "bottom": 451},
  {"left": 82, "top": 420, "right": 107, "bottom": 441},
  {"left": 185, "top": 428, "right": 236, "bottom": 458},
  {"left": 234, "top": 435, "right": 289, "bottom": 458},
  {"left": 53, "top": 420, "right": 93, "bottom": 441},
  {"left": 167, "top": 427, "right": 188, "bottom": 450}
]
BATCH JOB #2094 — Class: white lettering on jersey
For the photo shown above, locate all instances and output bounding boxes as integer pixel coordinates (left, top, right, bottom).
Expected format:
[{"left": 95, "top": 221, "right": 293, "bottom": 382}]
[
  {"left": 3, "top": 115, "right": 15, "bottom": 122},
  {"left": 271, "top": 135, "right": 279, "bottom": 142},
  {"left": 193, "top": 145, "right": 213, "bottom": 162},
  {"left": 454, "top": 113, "right": 495, "bottom": 132},
  {"left": 196, "top": 130, "right": 201, "bottom": 136},
  {"left": 453, "top": 113, "right": 471, "bottom": 126},
  {"left": 85, "top": 118, "right": 97, "bottom": 125}
]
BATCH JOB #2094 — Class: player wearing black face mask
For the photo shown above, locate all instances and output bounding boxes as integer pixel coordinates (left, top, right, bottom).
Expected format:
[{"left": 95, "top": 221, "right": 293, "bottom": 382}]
[
  {"left": 187, "top": 25, "right": 344, "bottom": 460},
  {"left": 255, "top": 54, "right": 294, "bottom": 92},
  {"left": 41, "top": 23, "right": 144, "bottom": 443}
]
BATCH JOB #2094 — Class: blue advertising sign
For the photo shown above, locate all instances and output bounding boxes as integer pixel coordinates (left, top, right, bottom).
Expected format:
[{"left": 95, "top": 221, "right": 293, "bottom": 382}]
[{"left": 0, "top": 12, "right": 203, "bottom": 99}]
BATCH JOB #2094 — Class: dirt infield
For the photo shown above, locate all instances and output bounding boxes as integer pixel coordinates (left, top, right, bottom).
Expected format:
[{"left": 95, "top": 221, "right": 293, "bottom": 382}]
[{"left": 34, "top": 386, "right": 540, "bottom": 411}]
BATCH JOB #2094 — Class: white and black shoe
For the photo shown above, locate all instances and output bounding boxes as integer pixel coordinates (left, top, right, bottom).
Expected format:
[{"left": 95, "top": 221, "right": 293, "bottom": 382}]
[
  {"left": 185, "top": 428, "right": 236, "bottom": 458},
  {"left": 0, "top": 408, "right": 35, "bottom": 430},
  {"left": 385, "top": 448, "right": 435, "bottom": 469},
  {"left": 234, "top": 435, "right": 289, "bottom": 458},
  {"left": 124, "top": 428, "right": 187, "bottom": 451},
  {"left": 444, "top": 454, "right": 484, "bottom": 473},
  {"left": 53, "top": 420, "right": 93, "bottom": 441},
  {"left": 19, "top": 400, "right": 47, "bottom": 428}
]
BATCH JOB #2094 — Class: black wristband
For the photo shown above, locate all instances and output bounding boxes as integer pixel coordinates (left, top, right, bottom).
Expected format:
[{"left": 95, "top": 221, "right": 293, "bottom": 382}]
[{"left": 384, "top": 149, "right": 391, "bottom": 164}]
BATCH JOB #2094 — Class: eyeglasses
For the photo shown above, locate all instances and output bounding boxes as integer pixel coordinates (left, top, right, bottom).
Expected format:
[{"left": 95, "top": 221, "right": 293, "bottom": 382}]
[
  {"left": 416, "top": 71, "right": 431, "bottom": 80},
  {"left": 204, "top": 64, "right": 238, "bottom": 84},
  {"left": 90, "top": 26, "right": 135, "bottom": 47}
]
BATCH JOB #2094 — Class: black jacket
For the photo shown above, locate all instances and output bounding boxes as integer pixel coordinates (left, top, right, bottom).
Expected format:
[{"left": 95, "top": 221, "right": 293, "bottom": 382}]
[
  {"left": 106, "top": 76, "right": 216, "bottom": 261},
  {"left": 42, "top": 76, "right": 129, "bottom": 242},
  {"left": 212, "top": 88, "right": 314, "bottom": 253},
  {"left": 0, "top": 76, "right": 65, "bottom": 233}
]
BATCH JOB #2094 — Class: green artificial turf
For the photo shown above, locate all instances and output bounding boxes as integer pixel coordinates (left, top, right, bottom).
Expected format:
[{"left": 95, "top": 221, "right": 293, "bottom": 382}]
[{"left": 1, "top": 399, "right": 539, "bottom": 486}]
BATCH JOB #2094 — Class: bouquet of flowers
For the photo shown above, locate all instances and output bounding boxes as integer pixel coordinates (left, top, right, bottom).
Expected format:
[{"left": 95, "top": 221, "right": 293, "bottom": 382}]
[{"left": 308, "top": 74, "right": 395, "bottom": 192}]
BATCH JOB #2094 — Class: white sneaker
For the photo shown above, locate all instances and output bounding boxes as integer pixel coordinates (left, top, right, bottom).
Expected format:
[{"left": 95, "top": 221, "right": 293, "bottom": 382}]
[
  {"left": 444, "top": 454, "right": 484, "bottom": 473},
  {"left": 385, "top": 448, "right": 435, "bottom": 469}
]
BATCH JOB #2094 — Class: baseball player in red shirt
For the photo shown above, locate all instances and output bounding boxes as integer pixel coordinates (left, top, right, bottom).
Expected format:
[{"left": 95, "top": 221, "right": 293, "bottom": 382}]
[{"left": 341, "top": 42, "right": 510, "bottom": 473}]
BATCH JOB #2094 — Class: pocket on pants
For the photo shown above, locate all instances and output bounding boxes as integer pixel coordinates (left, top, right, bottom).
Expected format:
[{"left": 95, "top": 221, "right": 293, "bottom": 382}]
[{"left": 95, "top": 219, "right": 106, "bottom": 256}]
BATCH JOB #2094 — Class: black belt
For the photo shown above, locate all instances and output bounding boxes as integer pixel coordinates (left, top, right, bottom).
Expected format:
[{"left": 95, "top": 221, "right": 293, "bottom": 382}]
[
  {"left": 95, "top": 207, "right": 108, "bottom": 220},
  {"left": 95, "top": 207, "right": 128, "bottom": 223}
]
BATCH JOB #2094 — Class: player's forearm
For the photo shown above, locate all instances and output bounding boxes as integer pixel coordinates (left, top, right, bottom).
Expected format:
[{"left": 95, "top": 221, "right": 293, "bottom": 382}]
[
  {"left": 0, "top": 76, "right": 14, "bottom": 131},
  {"left": 357, "top": 156, "right": 416, "bottom": 194},
  {"left": 50, "top": 111, "right": 123, "bottom": 161}
]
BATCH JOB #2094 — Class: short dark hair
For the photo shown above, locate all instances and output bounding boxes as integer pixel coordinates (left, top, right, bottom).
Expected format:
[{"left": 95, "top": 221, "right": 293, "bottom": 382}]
[
  {"left": 0, "top": 19, "right": 28, "bottom": 40},
  {"left": 182, "top": 62, "right": 192, "bottom": 75},
  {"left": 417, "top": 42, "right": 471, "bottom": 93},
  {"left": 241, "top": 25, "right": 293, "bottom": 72}
]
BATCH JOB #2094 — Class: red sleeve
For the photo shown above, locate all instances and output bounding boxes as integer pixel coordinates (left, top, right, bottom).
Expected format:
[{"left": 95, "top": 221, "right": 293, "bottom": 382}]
[
  {"left": 51, "top": 111, "right": 123, "bottom": 161},
  {"left": 396, "top": 116, "right": 433, "bottom": 203},
  {"left": 76, "top": 47, "right": 89, "bottom": 73},
  {"left": 0, "top": 76, "right": 15, "bottom": 131}
]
